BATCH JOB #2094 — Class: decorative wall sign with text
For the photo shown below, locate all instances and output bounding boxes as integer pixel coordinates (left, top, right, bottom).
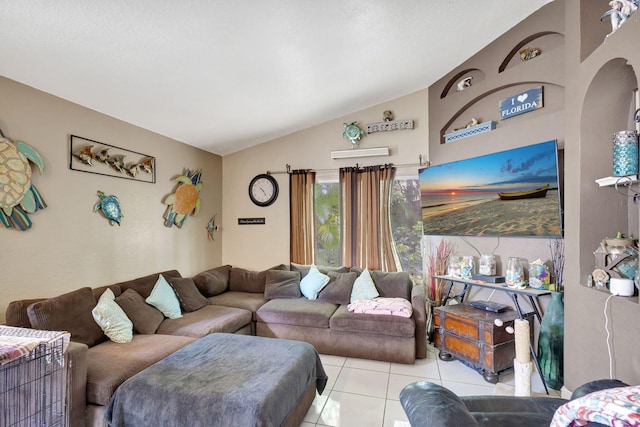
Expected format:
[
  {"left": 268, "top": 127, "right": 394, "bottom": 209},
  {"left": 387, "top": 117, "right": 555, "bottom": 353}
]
[
  {"left": 238, "top": 218, "right": 265, "bottom": 225},
  {"left": 499, "top": 86, "right": 543, "bottom": 120},
  {"left": 70, "top": 135, "right": 155, "bottom": 183}
]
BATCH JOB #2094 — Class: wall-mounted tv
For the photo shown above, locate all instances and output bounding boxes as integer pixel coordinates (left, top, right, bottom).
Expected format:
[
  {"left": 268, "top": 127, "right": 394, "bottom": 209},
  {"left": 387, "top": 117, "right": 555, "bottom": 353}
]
[{"left": 419, "top": 140, "right": 562, "bottom": 237}]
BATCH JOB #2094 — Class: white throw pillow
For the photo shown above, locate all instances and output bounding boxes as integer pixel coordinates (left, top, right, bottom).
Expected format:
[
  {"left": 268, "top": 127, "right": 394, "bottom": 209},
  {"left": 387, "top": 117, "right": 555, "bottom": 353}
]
[
  {"left": 350, "top": 268, "right": 379, "bottom": 303},
  {"left": 299, "top": 266, "right": 330, "bottom": 300},
  {"left": 92, "top": 288, "right": 133, "bottom": 343},
  {"left": 146, "top": 274, "right": 183, "bottom": 319}
]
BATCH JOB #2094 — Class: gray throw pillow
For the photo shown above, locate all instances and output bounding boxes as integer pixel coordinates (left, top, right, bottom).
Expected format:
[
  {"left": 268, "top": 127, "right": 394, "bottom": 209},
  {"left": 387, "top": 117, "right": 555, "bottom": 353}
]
[
  {"left": 115, "top": 289, "right": 164, "bottom": 334},
  {"left": 318, "top": 271, "right": 358, "bottom": 305},
  {"left": 168, "top": 277, "right": 208, "bottom": 312},
  {"left": 27, "top": 287, "right": 106, "bottom": 347},
  {"left": 371, "top": 270, "right": 412, "bottom": 299},
  {"left": 192, "top": 265, "right": 231, "bottom": 297},
  {"left": 264, "top": 270, "right": 301, "bottom": 300},
  {"left": 290, "top": 262, "right": 349, "bottom": 278}
]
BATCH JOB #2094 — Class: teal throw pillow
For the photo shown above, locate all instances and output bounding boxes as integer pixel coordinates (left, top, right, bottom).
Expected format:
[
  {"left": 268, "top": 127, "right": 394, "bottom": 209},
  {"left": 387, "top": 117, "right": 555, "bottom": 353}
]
[
  {"left": 92, "top": 288, "right": 133, "bottom": 343},
  {"left": 350, "top": 268, "right": 379, "bottom": 303},
  {"left": 299, "top": 266, "right": 330, "bottom": 300},
  {"left": 146, "top": 274, "right": 183, "bottom": 319}
]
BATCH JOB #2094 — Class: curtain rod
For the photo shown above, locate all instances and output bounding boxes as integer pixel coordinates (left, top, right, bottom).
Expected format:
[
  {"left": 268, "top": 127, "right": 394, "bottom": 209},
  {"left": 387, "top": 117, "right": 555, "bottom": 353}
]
[{"left": 267, "top": 155, "right": 429, "bottom": 175}]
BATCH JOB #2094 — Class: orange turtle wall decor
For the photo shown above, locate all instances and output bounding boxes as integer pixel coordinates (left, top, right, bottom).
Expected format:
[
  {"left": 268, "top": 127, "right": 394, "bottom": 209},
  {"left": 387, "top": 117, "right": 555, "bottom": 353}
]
[{"left": 163, "top": 169, "right": 203, "bottom": 228}]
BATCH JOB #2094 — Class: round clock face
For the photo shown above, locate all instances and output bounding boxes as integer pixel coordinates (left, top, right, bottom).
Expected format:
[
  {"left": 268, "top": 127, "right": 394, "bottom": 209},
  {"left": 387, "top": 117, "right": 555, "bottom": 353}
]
[{"left": 249, "top": 174, "right": 279, "bottom": 207}]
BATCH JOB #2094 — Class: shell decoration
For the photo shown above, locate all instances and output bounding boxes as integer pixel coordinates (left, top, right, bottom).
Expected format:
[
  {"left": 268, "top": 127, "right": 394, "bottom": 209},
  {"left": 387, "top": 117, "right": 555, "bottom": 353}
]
[
  {"left": 163, "top": 169, "right": 203, "bottom": 228},
  {"left": 0, "top": 132, "right": 47, "bottom": 231},
  {"left": 94, "top": 191, "right": 123, "bottom": 226}
]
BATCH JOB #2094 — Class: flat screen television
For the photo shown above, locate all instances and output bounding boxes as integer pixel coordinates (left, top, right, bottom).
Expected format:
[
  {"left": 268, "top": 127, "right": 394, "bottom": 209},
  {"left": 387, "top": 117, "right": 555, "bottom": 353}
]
[{"left": 419, "top": 140, "right": 563, "bottom": 237}]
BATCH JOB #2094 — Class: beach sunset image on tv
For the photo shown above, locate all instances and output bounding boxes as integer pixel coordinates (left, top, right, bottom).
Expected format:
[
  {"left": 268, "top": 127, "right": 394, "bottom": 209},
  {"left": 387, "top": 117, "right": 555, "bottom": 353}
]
[{"left": 419, "top": 140, "right": 562, "bottom": 237}]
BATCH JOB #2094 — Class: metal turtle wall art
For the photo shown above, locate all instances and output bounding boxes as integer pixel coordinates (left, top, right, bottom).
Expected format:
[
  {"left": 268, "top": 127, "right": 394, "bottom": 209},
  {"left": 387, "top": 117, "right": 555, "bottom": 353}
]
[
  {"left": 94, "top": 191, "right": 123, "bottom": 226},
  {"left": 163, "top": 168, "right": 203, "bottom": 228},
  {"left": 0, "top": 129, "right": 47, "bottom": 231}
]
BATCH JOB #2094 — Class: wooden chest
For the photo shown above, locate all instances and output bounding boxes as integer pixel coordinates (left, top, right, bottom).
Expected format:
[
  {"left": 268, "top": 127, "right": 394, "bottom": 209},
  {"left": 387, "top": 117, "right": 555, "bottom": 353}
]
[{"left": 433, "top": 303, "right": 533, "bottom": 383}]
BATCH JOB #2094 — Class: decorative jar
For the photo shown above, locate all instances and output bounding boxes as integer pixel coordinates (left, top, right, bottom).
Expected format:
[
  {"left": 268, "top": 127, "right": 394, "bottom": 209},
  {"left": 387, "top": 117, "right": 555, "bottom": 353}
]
[
  {"left": 528, "top": 261, "right": 550, "bottom": 289},
  {"left": 460, "top": 256, "right": 475, "bottom": 279},
  {"left": 505, "top": 257, "right": 524, "bottom": 287},
  {"left": 612, "top": 130, "right": 639, "bottom": 176},
  {"left": 447, "top": 256, "right": 461, "bottom": 278},
  {"left": 479, "top": 254, "right": 496, "bottom": 276}
]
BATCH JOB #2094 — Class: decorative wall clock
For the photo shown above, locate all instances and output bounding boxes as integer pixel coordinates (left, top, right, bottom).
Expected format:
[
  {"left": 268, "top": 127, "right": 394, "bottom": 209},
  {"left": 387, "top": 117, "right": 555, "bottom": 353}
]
[{"left": 249, "top": 174, "right": 278, "bottom": 207}]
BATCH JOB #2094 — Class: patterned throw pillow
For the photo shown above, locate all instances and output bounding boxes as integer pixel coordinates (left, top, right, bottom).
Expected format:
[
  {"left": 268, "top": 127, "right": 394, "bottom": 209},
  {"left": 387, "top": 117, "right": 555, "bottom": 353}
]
[
  {"left": 145, "top": 274, "right": 182, "bottom": 319},
  {"left": 92, "top": 288, "right": 133, "bottom": 343},
  {"left": 299, "top": 266, "right": 330, "bottom": 300},
  {"left": 350, "top": 268, "right": 379, "bottom": 303}
]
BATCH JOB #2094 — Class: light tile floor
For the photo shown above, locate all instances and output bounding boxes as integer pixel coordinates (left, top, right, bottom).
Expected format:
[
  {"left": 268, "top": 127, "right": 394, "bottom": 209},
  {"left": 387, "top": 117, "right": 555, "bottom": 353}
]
[{"left": 301, "top": 345, "right": 560, "bottom": 427}]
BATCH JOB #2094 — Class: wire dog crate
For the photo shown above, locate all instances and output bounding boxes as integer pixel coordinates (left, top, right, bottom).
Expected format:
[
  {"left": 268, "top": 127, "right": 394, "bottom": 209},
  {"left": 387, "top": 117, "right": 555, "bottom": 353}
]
[{"left": 0, "top": 327, "right": 68, "bottom": 427}]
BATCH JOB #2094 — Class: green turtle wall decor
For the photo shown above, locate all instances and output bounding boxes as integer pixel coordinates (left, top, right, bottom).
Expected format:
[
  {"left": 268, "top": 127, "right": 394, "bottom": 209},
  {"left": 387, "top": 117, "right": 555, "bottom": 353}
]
[
  {"left": 163, "top": 169, "right": 203, "bottom": 228},
  {"left": 342, "top": 121, "right": 365, "bottom": 147},
  {"left": 0, "top": 128, "right": 47, "bottom": 231},
  {"left": 94, "top": 191, "right": 123, "bottom": 226}
]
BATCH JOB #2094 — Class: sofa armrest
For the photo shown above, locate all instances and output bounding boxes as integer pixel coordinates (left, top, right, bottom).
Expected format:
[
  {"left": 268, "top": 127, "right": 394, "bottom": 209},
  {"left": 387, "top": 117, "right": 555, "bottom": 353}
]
[
  {"left": 65, "top": 341, "right": 88, "bottom": 427},
  {"left": 400, "top": 381, "right": 480, "bottom": 427},
  {"left": 570, "top": 379, "right": 628, "bottom": 400},
  {"left": 411, "top": 283, "right": 427, "bottom": 359}
]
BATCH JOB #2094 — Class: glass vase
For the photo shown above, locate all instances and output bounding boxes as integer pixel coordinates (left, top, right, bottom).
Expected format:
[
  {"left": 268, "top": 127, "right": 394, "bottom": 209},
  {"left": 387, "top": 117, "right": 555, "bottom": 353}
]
[
  {"left": 538, "top": 291, "right": 564, "bottom": 390},
  {"left": 612, "top": 130, "right": 639, "bottom": 176}
]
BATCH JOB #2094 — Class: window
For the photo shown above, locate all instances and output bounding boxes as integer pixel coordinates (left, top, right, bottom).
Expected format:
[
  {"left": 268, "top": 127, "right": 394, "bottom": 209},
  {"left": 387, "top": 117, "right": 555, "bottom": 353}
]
[
  {"left": 313, "top": 175, "right": 340, "bottom": 266},
  {"left": 310, "top": 168, "right": 423, "bottom": 277}
]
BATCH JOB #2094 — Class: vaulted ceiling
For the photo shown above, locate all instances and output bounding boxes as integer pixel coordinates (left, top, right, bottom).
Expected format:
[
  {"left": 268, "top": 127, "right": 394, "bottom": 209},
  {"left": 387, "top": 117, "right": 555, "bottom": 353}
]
[{"left": 0, "top": 1, "right": 552, "bottom": 155}]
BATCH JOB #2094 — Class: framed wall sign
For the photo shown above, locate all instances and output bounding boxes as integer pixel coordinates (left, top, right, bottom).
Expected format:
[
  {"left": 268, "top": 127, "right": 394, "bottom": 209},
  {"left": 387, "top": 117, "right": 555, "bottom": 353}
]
[
  {"left": 70, "top": 135, "right": 155, "bottom": 183},
  {"left": 499, "top": 86, "right": 544, "bottom": 120}
]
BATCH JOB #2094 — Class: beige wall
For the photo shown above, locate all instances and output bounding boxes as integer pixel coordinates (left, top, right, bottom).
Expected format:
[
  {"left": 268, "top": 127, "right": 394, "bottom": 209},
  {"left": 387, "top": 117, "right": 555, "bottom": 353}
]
[
  {"left": 0, "top": 76, "right": 222, "bottom": 323},
  {"left": 221, "top": 89, "right": 429, "bottom": 269}
]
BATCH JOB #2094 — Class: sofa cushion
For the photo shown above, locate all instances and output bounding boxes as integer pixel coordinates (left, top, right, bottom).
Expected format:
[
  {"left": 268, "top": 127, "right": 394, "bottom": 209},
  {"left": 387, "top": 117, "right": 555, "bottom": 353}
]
[
  {"left": 92, "top": 284, "right": 122, "bottom": 300},
  {"left": 371, "top": 270, "right": 412, "bottom": 299},
  {"left": 168, "top": 277, "right": 208, "bottom": 312},
  {"left": 318, "top": 271, "right": 357, "bottom": 305},
  {"left": 229, "top": 267, "right": 268, "bottom": 293},
  {"left": 330, "top": 305, "right": 415, "bottom": 337},
  {"left": 350, "top": 269, "right": 379, "bottom": 303},
  {"left": 117, "top": 270, "right": 182, "bottom": 299},
  {"left": 256, "top": 298, "right": 338, "bottom": 328},
  {"left": 192, "top": 265, "right": 231, "bottom": 297},
  {"left": 86, "top": 334, "right": 196, "bottom": 406},
  {"left": 291, "top": 262, "right": 348, "bottom": 278},
  {"left": 155, "top": 305, "right": 252, "bottom": 337},
  {"left": 264, "top": 270, "right": 301, "bottom": 300},
  {"left": 300, "top": 266, "right": 330, "bottom": 300},
  {"left": 115, "top": 289, "right": 165, "bottom": 334},
  {"left": 207, "top": 292, "right": 266, "bottom": 320},
  {"left": 145, "top": 274, "right": 182, "bottom": 319},
  {"left": 92, "top": 289, "right": 133, "bottom": 343},
  {"left": 27, "top": 287, "right": 106, "bottom": 347}
]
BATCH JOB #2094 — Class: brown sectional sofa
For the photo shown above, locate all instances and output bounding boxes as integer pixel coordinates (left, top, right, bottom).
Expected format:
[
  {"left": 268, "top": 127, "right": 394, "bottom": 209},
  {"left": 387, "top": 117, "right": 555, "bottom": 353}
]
[{"left": 5, "top": 264, "right": 426, "bottom": 427}]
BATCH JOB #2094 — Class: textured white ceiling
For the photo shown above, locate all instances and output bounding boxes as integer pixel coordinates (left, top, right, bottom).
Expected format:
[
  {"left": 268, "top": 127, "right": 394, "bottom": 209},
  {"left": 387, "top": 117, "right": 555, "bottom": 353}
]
[{"left": 0, "top": 1, "right": 552, "bottom": 155}]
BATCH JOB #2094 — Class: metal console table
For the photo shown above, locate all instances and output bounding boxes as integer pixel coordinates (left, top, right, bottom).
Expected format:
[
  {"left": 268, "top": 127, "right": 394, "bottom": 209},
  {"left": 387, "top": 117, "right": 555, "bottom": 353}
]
[{"left": 433, "top": 275, "right": 551, "bottom": 394}]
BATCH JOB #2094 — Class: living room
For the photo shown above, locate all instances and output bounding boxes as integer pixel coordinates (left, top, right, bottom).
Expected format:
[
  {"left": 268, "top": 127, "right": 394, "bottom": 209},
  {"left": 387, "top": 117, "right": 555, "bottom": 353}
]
[{"left": 2, "top": 0, "right": 640, "bottom": 426}]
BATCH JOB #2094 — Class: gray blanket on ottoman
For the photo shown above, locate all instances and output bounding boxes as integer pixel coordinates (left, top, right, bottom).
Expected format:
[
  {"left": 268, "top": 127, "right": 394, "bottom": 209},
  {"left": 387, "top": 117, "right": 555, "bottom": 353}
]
[{"left": 104, "top": 333, "right": 327, "bottom": 427}]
